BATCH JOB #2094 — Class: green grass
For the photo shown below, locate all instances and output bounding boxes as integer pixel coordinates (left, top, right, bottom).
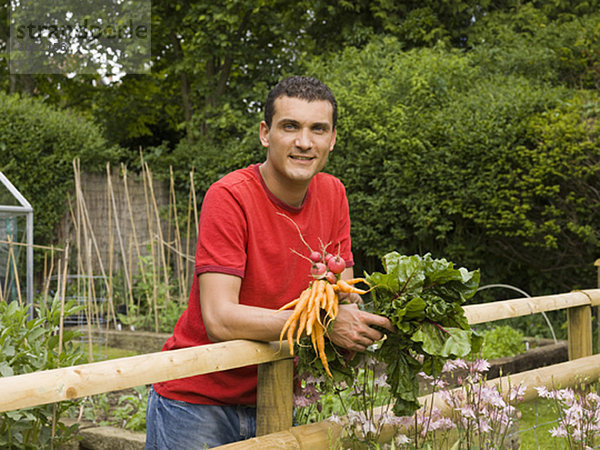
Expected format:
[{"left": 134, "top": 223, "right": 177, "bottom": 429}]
[
  {"left": 518, "top": 398, "right": 561, "bottom": 449},
  {"left": 74, "top": 342, "right": 140, "bottom": 361}
]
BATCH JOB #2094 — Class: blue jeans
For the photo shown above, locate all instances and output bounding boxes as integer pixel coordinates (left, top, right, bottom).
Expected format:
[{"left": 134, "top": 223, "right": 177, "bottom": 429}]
[{"left": 145, "top": 387, "right": 257, "bottom": 449}]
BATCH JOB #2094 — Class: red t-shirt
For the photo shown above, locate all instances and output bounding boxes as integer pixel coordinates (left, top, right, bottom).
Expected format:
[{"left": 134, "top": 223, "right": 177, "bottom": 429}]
[{"left": 154, "top": 163, "right": 353, "bottom": 405}]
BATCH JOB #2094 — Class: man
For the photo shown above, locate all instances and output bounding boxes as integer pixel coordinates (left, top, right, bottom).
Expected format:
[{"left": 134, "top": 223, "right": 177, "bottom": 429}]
[{"left": 145, "top": 76, "right": 393, "bottom": 449}]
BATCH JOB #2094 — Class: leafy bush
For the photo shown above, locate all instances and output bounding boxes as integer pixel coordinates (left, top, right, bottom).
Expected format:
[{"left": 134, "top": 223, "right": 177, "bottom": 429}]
[
  {"left": 78, "top": 386, "right": 148, "bottom": 432},
  {"left": 0, "top": 297, "right": 85, "bottom": 448},
  {"left": 469, "top": 8, "right": 600, "bottom": 90},
  {"left": 301, "top": 37, "right": 600, "bottom": 296},
  {"left": 476, "top": 326, "right": 526, "bottom": 360},
  {"left": 0, "top": 92, "right": 123, "bottom": 246},
  {"left": 162, "top": 32, "right": 600, "bottom": 299}
]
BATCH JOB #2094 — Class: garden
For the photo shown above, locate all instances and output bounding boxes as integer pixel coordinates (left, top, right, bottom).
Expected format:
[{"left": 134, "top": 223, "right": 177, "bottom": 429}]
[{"left": 2, "top": 0, "right": 600, "bottom": 448}]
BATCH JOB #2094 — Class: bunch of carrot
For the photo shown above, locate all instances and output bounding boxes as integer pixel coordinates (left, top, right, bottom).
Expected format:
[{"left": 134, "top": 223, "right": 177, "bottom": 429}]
[
  {"left": 278, "top": 277, "right": 369, "bottom": 377},
  {"left": 276, "top": 212, "right": 372, "bottom": 377}
]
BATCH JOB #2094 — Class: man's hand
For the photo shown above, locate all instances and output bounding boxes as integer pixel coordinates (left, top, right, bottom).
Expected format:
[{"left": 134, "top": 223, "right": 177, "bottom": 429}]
[
  {"left": 338, "top": 291, "right": 362, "bottom": 305},
  {"left": 328, "top": 303, "right": 394, "bottom": 353}
]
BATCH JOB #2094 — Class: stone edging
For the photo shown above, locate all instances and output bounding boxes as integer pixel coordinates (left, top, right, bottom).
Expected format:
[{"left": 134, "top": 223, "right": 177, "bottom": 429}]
[{"left": 60, "top": 418, "right": 145, "bottom": 450}]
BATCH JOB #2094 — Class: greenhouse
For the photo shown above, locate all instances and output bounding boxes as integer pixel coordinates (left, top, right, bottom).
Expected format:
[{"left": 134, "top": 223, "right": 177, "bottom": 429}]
[{"left": 0, "top": 172, "right": 33, "bottom": 314}]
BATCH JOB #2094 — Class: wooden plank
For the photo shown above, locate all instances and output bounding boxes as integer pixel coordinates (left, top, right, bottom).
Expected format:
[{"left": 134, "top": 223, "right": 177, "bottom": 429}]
[
  {"left": 218, "top": 429, "right": 301, "bottom": 449},
  {"left": 568, "top": 305, "right": 593, "bottom": 360},
  {"left": 219, "top": 420, "right": 341, "bottom": 450},
  {"left": 256, "top": 358, "right": 294, "bottom": 436},
  {"left": 0, "top": 340, "right": 291, "bottom": 413},
  {"left": 588, "top": 288, "right": 600, "bottom": 307},
  {"left": 463, "top": 290, "right": 600, "bottom": 324}
]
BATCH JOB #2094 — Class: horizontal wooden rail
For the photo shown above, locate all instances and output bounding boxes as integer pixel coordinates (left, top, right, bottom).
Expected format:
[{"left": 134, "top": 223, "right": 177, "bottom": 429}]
[
  {"left": 463, "top": 289, "right": 600, "bottom": 324},
  {"left": 220, "top": 353, "right": 600, "bottom": 449},
  {"left": 0, "top": 340, "right": 290, "bottom": 413}
]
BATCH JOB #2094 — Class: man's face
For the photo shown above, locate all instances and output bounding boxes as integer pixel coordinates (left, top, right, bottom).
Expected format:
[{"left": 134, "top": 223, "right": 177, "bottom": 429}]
[{"left": 260, "top": 96, "right": 336, "bottom": 187}]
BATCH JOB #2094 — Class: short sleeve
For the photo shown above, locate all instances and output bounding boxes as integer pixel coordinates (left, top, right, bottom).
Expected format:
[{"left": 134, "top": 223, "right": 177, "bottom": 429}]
[{"left": 194, "top": 184, "right": 247, "bottom": 278}]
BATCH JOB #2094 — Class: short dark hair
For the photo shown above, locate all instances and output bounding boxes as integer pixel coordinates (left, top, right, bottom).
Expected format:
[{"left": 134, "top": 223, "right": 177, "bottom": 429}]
[{"left": 264, "top": 76, "right": 337, "bottom": 129}]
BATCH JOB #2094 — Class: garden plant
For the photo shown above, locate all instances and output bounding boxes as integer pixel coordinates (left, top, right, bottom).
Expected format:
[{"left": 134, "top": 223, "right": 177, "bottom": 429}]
[{"left": 0, "top": 297, "right": 85, "bottom": 448}]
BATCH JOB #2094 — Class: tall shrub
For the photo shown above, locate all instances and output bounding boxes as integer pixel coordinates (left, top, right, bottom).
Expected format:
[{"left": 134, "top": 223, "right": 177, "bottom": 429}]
[
  {"left": 164, "top": 35, "right": 600, "bottom": 296},
  {"left": 0, "top": 93, "right": 123, "bottom": 246},
  {"left": 306, "top": 38, "right": 599, "bottom": 295}
]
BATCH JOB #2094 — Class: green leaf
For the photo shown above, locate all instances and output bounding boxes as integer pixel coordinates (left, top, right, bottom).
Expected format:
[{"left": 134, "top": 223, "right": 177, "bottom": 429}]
[
  {"left": 400, "top": 296, "right": 427, "bottom": 321},
  {"left": 411, "top": 323, "right": 474, "bottom": 358},
  {"left": 0, "top": 362, "right": 14, "bottom": 377}
]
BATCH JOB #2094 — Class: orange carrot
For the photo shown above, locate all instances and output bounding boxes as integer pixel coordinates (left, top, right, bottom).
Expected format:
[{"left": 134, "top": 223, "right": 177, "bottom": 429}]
[
  {"left": 343, "top": 278, "right": 369, "bottom": 286},
  {"left": 314, "top": 322, "right": 332, "bottom": 377},
  {"left": 287, "top": 315, "right": 298, "bottom": 356},
  {"left": 279, "top": 289, "right": 310, "bottom": 346},
  {"left": 336, "top": 279, "right": 369, "bottom": 295},
  {"left": 324, "top": 282, "right": 337, "bottom": 321},
  {"left": 277, "top": 296, "right": 300, "bottom": 311},
  {"left": 306, "top": 280, "right": 324, "bottom": 335},
  {"left": 296, "top": 307, "right": 309, "bottom": 345}
]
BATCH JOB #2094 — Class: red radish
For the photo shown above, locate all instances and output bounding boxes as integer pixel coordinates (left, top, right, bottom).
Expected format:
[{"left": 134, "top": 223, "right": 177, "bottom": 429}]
[
  {"left": 327, "top": 255, "right": 346, "bottom": 274},
  {"left": 324, "top": 253, "right": 334, "bottom": 263},
  {"left": 325, "top": 271, "right": 337, "bottom": 284},
  {"left": 311, "top": 262, "right": 327, "bottom": 278},
  {"left": 309, "top": 251, "right": 322, "bottom": 263}
]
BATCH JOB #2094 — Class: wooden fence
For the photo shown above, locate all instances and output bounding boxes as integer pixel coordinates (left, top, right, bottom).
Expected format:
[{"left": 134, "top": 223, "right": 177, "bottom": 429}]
[{"left": 2, "top": 288, "right": 600, "bottom": 449}]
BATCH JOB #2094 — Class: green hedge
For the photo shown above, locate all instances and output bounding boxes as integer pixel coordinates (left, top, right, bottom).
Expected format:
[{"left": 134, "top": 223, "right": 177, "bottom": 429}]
[
  {"left": 0, "top": 92, "right": 123, "bottom": 246},
  {"left": 150, "top": 34, "right": 600, "bottom": 297},
  {"left": 310, "top": 38, "right": 600, "bottom": 295}
]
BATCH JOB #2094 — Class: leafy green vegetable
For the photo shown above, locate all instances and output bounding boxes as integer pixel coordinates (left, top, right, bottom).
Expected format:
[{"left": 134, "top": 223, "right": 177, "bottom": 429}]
[
  {"left": 296, "top": 252, "right": 482, "bottom": 418},
  {"left": 365, "top": 252, "right": 482, "bottom": 416}
]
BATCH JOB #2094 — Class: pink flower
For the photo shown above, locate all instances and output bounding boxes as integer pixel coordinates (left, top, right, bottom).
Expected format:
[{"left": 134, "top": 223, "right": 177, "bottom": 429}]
[
  {"left": 443, "top": 358, "right": 468, "bottom": 372},
  {"left": 428, "top": 416, "right": 456, "bottom": 431},
  {"left": 395, "top": 434, "right": 411, "bottom": 445},
  {"left": 293, "top": 382, "right": 321, "bottom": 407},
  {"left": 586, "top": 392, "right": 600, "bottom": 404},
  {"left": 470, "top": 358, "right": 491, "bottom": 373},
  {"left": 328, "top": 414, "right": 342, "bottom": 424},
  {"left": 378, "top": 413, "right": 403, "bottom": 426},
  {"left": 481, "top": 387, "right": 506, "bottom": 408},
  {"left": 564, "top": 403, "right": 584, "bottom": 425},
  {"left": 557, "top": 388, "right": 575, "bottom": 406},
  {"left": 550, "top": 426, "right": 568, "bottom": 438},
  {"left": 510, "top": 384, "right": 527, "bottom": 401},
  {"left": 458, "top": 405, "right": 476, "bottom": 420},
  {"left": 292, "top": 393, "right": 312, "bottom": 408},
  {"left": 535, "top": 386, "right": 551, "bottom": 399},
  {"left": 478, "top": 418, "right": 492, "bottom": 433},
  {"left": 304, "top": 373, "right": 324, "bottom": 385}
]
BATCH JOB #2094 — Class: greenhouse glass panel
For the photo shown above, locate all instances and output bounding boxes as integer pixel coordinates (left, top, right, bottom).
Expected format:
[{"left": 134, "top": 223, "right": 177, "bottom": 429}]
[{"left": 0, "top": 172, "right": 34, "bottom": 316}]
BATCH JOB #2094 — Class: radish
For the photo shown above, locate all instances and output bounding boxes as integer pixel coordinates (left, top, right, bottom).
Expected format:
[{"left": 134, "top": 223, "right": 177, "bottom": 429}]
[
  {"left": 325, "top": 271, "right": 337, "bottom": 284},
  {"left": 311, "top": 262, "right": 327, "bottom": 278},
  {"left": 327, "top": 255, "right": 346, "bottom": 274},
  {"left": 309, "top": 251, "right": 322, "bottom": 263}
]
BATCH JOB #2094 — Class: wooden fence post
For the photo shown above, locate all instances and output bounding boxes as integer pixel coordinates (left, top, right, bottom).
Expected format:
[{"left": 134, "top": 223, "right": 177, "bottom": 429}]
[
  {"left": 256, "top": 357, "right": 294, "bottom": 436},
  {"left": 568, "top": 305, "right": 593, "bottom": 360},
  {"left": 596, "top": 259, "right": 600, "bottom": 354}
]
